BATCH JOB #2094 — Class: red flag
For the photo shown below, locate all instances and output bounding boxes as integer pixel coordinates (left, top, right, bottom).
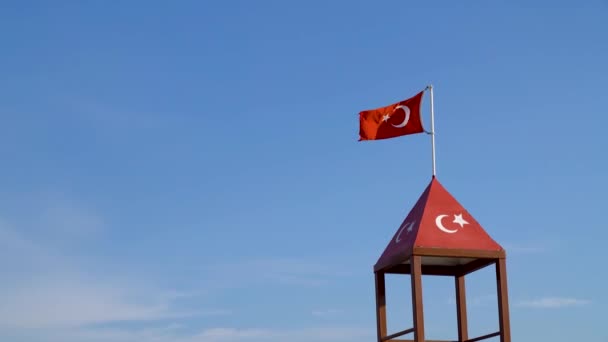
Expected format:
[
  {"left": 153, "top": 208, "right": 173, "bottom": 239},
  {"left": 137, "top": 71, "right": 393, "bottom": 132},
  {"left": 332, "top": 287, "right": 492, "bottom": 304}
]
[{"left": 358, "top": 91, "right": 425, "bottom": 141}]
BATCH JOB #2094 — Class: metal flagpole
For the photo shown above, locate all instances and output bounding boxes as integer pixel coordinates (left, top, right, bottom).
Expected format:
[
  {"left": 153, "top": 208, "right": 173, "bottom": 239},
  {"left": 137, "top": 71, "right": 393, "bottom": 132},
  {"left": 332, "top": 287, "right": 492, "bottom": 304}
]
[{"left": 426, "top": 84, "right": 437, "bottom": 177}]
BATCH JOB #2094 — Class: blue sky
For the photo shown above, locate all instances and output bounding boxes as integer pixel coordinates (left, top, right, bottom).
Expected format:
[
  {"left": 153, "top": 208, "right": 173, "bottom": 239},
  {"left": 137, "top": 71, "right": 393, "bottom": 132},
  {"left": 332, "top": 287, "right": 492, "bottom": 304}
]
[{"left": 1, "top": 1, "right": 607, "bottom": 341}]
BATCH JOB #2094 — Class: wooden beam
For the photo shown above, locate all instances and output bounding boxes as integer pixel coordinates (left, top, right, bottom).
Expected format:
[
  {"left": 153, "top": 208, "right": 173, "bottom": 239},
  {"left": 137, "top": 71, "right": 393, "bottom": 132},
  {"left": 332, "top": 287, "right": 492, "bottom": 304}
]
[
  {"left": 410, "top": 255, "right": 425, "bottom": 342},
  {"left": 414, "top": 247, "right": 505, "bottom": 259},
  {"left": 384, "top": 264, "right": 411, "bottom": 274},
  {"left": 388, "top": 340, "right": 455, "bottom": 342},
  {"left": 422, "top": 265, "right": 459, "bottom": 276},
  {"left": 375, "top": 272, "right": 388, "bottom": 342},
  {"left": 458, "top": 258, "right": 495, "bottom": 276},
  {"left": 496, "top": 260, "right": 511, "bottom": 342},
  {"left": 455, "top": 275, "right": 468, "bottom": 341},
  {"left": 385, "top": 264, "right": 458, "bottom": 276},
  {"left": 385, "top": 258, "right": 496, "bottom": 277},
  {"left": 381, "top": 328, "right": 414, "bottom": 341},
  {"left": 465, "top": 331, "right": 500, "bottom": 342}
]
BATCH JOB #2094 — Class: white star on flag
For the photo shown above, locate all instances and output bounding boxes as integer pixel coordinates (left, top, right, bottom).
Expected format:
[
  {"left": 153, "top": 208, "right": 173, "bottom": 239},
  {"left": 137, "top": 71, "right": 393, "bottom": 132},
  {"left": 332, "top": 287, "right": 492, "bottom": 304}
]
[
  {"left": 381, "top": 114, "right": 390, "bottom": 122},
  {"left": 453, "top": 213, "right": 469, "bottom": 228}
]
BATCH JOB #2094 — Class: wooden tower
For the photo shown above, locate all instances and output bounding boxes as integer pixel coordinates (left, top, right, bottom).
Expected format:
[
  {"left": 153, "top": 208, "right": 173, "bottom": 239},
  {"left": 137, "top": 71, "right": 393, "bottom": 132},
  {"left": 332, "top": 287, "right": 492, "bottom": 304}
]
[{"left": 374, "top": 177, "right": 511, "bottom": 342}]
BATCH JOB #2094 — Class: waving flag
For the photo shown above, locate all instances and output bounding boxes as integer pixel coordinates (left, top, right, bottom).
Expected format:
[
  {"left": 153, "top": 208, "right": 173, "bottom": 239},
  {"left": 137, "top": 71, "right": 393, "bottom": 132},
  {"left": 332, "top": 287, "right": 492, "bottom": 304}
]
[{"left": 358, "top": 91, "right": 425, "bottom": 141}]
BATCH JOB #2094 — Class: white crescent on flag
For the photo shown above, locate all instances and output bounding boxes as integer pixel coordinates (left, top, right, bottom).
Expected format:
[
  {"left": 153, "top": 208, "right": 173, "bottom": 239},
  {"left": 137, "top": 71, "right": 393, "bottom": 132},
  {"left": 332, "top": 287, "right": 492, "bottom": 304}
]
[{"left": 391, "top": 105, "right": 411, "bottom": 128}]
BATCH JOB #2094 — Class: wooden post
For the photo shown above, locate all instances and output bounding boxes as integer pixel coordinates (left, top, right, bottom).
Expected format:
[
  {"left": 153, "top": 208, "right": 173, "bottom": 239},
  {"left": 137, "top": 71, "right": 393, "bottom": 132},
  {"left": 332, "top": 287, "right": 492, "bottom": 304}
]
[
  {"left": 410, "top": 256, "right": 425, "bottom": 342},
  {"left": 496, "top": 259, "right": 511, "bottom": 342},
  {"left": 455, "top": 275, "right": 469, "bottom": 342},
  {"left": 375, "top": 272, "right": 387, "bottom": 342}
]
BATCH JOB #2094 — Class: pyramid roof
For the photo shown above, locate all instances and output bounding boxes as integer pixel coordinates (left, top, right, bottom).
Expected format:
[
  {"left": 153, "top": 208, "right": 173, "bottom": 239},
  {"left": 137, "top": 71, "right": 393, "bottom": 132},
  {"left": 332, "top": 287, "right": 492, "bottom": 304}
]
[{"left": 374, "top": 177, "right": 504, "bottom": 272}]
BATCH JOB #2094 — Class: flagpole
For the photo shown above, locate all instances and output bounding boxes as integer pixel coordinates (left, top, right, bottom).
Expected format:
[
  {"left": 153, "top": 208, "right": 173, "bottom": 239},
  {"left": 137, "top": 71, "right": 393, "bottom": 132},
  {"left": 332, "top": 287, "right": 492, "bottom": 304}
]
[{"left": 426, "top": 84, "right": 437, "bottom": 177}]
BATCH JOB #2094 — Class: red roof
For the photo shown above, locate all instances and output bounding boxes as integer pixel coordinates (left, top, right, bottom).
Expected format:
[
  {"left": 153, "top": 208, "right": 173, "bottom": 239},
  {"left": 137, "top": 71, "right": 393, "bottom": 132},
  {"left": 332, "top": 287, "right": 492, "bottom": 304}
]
[{"left": 374, "top": 177, "right": 503, "bottom": 272}]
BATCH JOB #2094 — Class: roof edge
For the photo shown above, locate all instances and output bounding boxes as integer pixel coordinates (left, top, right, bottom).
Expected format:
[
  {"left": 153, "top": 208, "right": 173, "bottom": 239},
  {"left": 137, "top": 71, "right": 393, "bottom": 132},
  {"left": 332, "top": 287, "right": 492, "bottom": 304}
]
[
  {"left": 413, "top": 247, "right": 505, "bottom": 259},
  {"left": 373, "top": 178, "right": 436, "bottom": 272}
]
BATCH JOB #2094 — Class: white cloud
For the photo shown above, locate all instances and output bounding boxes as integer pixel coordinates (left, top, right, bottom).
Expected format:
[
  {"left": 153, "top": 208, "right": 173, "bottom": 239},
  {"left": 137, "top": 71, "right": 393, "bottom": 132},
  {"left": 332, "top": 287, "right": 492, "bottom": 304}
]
[
  {"left": 39, "top": 195, "right": 105, "bottom": 236},
  {"left": 447, "top": 293, "right": 496, "bottom": 307},
  {"left": 4, "top": 325, "right": 371, "bottom": 342},
  {"left": 74, "top": 326, "right": 372, "bottom": 342},
  {"left": 516, "top": 297, "right": 590, "bottom": 308},
  {"left": 66, "top": 324, "right": 186, "bottom": 342},
  {"left": 202, "top": 258, "right": 353, "bottom": 288},
  {"left": 191, "top": 326, "right": 371, "bottom": 342},
  {"left": 0, "top": 219, "right": 53, "bottom": 260},
  {"left": 0, "top": 200, "right": 364, "bottom": 342},
  {"left": 0, "top": 216, "right": 217, "bottom": 331},
  {"left": 312, "top": 309, "right": 344, "bottom": 317},
  {"left": 196, "top": 328, "right": 281, "bottom": 341},
  {"left": 1, "top": 192, "right": 106, "bottom": 240},
  {"left": 0, "top": 280, "right": 186, "bottom": 329}
]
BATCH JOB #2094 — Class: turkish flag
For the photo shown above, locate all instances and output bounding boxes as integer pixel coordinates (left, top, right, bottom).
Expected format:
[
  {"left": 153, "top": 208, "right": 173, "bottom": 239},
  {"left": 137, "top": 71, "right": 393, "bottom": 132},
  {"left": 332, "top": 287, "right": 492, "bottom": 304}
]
[{"left": 358, "top": 91, "right": 425, "bottom": 141}]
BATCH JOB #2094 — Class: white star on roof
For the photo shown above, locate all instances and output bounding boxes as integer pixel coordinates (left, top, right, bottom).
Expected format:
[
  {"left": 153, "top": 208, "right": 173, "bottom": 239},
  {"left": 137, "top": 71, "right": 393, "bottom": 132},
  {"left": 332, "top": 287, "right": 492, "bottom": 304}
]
[{"left": 453, "top": 213, "right": 469, "bottom": 228}]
